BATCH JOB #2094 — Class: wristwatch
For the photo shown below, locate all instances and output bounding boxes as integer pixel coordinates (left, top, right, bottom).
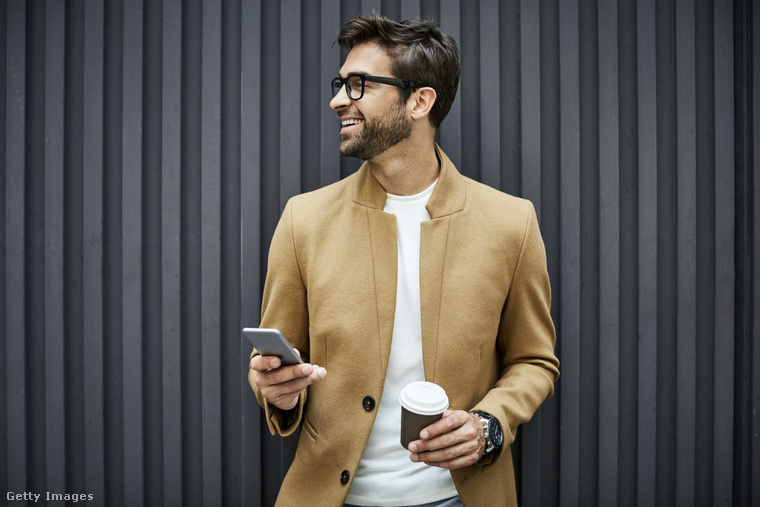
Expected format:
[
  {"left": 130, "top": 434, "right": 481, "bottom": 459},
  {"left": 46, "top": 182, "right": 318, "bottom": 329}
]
[{"left": 470, "top": 411, "right": 503, "bottom": 457}]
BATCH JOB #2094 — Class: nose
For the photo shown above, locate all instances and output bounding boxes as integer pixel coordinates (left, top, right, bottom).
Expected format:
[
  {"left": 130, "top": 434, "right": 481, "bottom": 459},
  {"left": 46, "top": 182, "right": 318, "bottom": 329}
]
[{"left": 330, "top": 83, "right": 351, "bottom": 110}]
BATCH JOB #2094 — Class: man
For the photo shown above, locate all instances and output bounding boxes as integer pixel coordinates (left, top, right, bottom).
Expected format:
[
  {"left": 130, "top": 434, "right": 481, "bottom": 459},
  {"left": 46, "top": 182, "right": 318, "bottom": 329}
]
[{"left": 249, "top": 14, "right": 559, "bottom": 507}]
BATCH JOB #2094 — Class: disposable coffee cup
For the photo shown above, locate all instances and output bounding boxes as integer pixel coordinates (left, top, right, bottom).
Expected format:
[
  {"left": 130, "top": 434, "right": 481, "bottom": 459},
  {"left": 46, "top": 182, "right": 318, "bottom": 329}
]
[{"left": 399, "top": 381, "right": 449, "bottom": 449}]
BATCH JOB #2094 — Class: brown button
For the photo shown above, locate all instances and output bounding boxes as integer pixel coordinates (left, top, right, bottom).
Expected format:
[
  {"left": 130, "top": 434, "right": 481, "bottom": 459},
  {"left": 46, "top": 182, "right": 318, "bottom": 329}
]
[
  {"left": 362, "top": 396, "right": 375, "bottom": 411},
  {"left": 340, "top": 470, "right": 350, "bottom": 484}
]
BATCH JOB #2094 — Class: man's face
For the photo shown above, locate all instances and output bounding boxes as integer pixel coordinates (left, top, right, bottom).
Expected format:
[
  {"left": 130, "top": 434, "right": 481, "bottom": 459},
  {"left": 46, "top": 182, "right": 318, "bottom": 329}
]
[{"left": 330, "top": 43, "right": 412, "bottom": 160}]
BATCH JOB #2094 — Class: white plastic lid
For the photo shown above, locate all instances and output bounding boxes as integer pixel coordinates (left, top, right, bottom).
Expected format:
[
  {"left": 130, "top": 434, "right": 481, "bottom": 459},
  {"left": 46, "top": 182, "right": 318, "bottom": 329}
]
[{"left": 398, "top": 381, "right": 449, "bottom": 415}]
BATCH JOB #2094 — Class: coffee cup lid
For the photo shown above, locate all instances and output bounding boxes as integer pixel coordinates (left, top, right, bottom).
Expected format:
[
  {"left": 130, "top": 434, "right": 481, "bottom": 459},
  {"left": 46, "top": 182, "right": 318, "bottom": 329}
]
[{"left": 398, "top": 381, "right": 449, "bottom": 415}]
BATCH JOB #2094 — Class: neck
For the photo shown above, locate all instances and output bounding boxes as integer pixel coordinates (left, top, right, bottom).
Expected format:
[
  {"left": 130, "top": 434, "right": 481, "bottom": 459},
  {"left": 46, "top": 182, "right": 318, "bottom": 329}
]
[{"left": 367, "top": 139, "right": 440, "bottom": 196}]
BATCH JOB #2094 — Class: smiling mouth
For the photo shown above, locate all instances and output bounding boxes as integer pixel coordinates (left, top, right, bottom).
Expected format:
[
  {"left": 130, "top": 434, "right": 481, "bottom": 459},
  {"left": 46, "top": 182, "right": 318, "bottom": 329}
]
[{"left": 340, "top": 118, "right": 364, "bottom": 131}]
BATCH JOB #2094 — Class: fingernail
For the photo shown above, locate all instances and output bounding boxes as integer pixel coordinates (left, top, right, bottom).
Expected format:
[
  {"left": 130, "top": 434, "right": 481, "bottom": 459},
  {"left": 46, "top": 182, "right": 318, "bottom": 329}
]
[
  {"left": 410, "top": 453, "right": 418, "bottom": 462},
  {"left": 317, "top": 367, "right": 327, "bottom": 378},
  {"left": 420, "top": 431, "right": 429, "bottom": 439},
  {"left": 409, "top": 443, "right": 417, "bottom": 452}
]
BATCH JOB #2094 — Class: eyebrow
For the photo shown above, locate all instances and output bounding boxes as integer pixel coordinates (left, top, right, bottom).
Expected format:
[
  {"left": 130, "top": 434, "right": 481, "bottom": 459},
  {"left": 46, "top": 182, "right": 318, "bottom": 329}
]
[{"left": 338, "top": 70, "right": 372, "bottom": 78}]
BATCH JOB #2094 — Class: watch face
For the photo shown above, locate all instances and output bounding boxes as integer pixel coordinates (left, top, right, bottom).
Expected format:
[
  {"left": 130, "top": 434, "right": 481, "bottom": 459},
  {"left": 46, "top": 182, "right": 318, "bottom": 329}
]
[{"left": 489, "top": 420, "right": 503, "bottom": 447}]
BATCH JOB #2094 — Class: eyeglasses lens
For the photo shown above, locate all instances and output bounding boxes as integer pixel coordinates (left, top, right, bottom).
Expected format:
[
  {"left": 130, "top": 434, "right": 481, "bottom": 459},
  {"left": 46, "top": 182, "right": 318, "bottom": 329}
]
[
  {"left": 331, "top": 78, "right": 342, "bottom": 98},
  {"left": 332, "top": 76, "right": 364, "bottom": 99}
]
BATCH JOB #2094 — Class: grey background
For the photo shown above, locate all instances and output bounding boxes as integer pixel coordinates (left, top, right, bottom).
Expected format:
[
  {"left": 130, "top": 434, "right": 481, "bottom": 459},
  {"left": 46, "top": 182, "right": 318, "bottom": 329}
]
[{"left": 1, "top": 0, "right": 758, "bottom": 506}]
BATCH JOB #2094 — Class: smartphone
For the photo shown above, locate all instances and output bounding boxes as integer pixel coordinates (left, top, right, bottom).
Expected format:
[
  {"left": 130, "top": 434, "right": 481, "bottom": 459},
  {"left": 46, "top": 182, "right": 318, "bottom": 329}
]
[{"left": 243, "top": 328, "right": 304, "bottom": 366}]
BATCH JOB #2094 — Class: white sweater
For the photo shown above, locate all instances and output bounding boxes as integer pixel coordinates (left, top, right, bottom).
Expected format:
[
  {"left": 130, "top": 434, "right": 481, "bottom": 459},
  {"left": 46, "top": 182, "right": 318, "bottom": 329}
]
[{"left": 345, "top": 180, "right": 458, "bottom": 506}]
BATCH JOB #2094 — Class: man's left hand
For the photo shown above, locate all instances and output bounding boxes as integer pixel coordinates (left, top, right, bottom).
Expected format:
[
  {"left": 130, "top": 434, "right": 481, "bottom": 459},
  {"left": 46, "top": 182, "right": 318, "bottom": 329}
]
[{"left": 408, "top": 410, "right": 486, "bottom": 470}]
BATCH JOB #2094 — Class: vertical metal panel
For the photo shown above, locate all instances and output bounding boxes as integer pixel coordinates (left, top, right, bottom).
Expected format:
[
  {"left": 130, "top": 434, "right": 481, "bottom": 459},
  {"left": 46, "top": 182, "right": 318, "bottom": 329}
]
[
  {"left": 520, "top": 0, "right": 541, "bottom": 210},
  {"left": 674, "top": 1, "right": 697, "bottom": 505},
  {"left": 616, "top": 0, "right": 640, "bottom": 505},
  {"left": 479, "top": 0, "right": 499, "bottom": 189},
  {"left": 597, "top": 0, "right": 620, "bottom": 505},
  {"left": 2, "top": 1, "right": 757, "bottom": 506},
  {"left": 0, "top": 0, "right": 6, "bottom": 496},
  {"left": 200, "top": 0, "right": 223, "bottom": 504},
  {"left": 438, "top": 0, "right": 461, "bottom": 168},
  {"left": 160, "top": 0, "right": 183, "bottom": 504},
  {"left": 141, "top": 0, "right": 164, "bottom": 502},
  {"left": 694, "top": 0, "right": 717, "bottom": 504},
  {"left": 280, "top": 0, "right": 301, "bottom": 205},
  {"left": 0, "top": 1, "right": 7, "bottom": 502},
  {"left": 635, "top": 0, "right": 659, "bottom": 505},
  {"left": 24, "top": 0, "right": 47, "bottom": 495},
  {"left": 320, "top": 0, "right": 342, "bottom": 186},
  {"left": 5, "top": 0, "right": 27, "bottom": 497},
  {"left": 82, "top": 0, "right": 106, "bottom": 500},
  {"left": 578, "top": 1, "right": 600, "bottom": 505},
  {"left": 498, "top": 0, "right": 520, "bottom": 196},
  {"left": 121, "top": 1, "right": 144, "bottom": 504},
  {"left": 753, "top": 4, "right": 760, "bottom": 504},
  {"left": 712, "top": 0, "right": 736, "bottom": 504},
  {"left": 64, "top": 0, "right": 86, "bottom": 499},
  {"left": 654, "top": 2, "right": 678, "bottom": 505},
  {"left": 558, "top": 0, "right": 581, "bottom": 503},
  {"left": 102, "top": 0, "right": 126, "bottom": 504},
  {"left": 301, "top": 0, "right": 321, "bottom": 193},
  {"left": 458, "top": 0, "right": 480, "bottom": 181},
  {"left": 43, "top": 1, "right": 66, "bottom": 503},
  {"left": 180, "top": 0, "right": 203, "bottom": 504}
]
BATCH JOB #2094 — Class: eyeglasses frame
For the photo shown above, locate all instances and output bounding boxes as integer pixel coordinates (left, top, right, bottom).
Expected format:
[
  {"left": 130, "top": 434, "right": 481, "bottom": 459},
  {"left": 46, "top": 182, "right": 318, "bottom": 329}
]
[{"left": 331, "top": 74, "right": 422, "bottom": 100}]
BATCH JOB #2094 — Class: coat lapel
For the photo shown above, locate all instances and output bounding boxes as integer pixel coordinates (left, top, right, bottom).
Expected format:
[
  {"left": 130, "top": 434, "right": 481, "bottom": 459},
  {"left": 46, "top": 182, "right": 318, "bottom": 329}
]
[
  {"left": 420, "top": 217, "right": 449, "bottom": 380},
  {"left": 367, "top": 209, "right": 397, "bottom": 376},
  {"left": 353, "top": 165, "right": 397, "bottom": 376},
  {"left": 421, "top": 146, "right": 466, "bottom": 381}
]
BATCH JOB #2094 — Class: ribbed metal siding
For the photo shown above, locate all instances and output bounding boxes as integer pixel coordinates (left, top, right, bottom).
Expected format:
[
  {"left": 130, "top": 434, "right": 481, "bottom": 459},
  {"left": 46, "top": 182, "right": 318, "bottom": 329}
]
[{"left": 1, "top": 1, "right": 756, "bottom": 506}]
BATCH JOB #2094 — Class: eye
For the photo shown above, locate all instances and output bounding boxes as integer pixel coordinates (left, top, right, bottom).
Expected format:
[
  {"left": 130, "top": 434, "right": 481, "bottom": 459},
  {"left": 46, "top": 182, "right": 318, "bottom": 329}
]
[{"left": 347, "top": 75, "right": 364, "bottom": 89}]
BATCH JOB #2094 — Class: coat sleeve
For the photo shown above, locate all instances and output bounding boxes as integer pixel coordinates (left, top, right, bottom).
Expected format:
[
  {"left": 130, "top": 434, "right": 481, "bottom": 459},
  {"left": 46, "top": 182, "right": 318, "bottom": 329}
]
[
  {"left": 472, "top": 201, "right": 560, "bottom": 452},
  {"left": 248, "top": 198, "right": 311, "bottom": 436}
]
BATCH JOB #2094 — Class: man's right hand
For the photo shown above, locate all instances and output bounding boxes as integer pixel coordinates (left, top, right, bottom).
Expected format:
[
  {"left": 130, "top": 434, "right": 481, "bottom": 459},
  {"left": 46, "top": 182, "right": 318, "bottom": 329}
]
[{"left": 250, "top": 354, "right": 327, "bottom": 411}]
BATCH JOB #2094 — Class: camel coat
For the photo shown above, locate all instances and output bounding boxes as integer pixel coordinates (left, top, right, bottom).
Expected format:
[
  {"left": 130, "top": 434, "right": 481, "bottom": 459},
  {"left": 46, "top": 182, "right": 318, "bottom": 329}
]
[{"left": 249, "top": 145, "right": 559, "bottom": 506}]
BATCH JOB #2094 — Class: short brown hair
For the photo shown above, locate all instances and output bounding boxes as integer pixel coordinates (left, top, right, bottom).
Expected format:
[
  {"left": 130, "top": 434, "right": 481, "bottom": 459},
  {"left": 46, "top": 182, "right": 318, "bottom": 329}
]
[{"left": 336, "top": 14, "right": 460, "bottom": 129}]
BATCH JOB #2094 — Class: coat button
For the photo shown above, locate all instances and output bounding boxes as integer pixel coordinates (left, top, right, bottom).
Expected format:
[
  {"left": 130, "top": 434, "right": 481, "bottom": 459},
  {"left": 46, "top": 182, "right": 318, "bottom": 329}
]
[
  {"left": 340, "top": 470, "right": 350, "bottom": 484},
  {"left": 362, "top": 396, "right": 375, "bottom": 411}
]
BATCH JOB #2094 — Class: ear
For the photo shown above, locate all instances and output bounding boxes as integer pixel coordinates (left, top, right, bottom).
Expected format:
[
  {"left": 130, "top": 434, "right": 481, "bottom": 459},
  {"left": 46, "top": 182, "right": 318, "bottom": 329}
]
[{"left": 409, "top": 87, "right": 437, "bottom": 121}]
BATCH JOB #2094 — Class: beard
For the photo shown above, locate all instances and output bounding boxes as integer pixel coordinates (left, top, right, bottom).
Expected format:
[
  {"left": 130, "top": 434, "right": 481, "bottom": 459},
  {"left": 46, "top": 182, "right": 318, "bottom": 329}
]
[{"left": 338, "top": 100, "right": 412, "bottom": 160}]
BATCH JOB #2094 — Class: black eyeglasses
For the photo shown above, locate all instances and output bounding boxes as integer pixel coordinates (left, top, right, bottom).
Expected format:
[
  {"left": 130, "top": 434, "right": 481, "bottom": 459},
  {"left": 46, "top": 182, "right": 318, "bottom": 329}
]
[{"left": 331, "top": 74, "right": 422, "bottom": 100}]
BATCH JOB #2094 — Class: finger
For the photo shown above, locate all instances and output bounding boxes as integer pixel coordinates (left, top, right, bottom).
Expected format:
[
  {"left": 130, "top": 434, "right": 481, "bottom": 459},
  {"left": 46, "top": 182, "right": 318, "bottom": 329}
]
[
  {"left": 418, "top": 410, "right": 471, "bottom": 441},
  {"left": 423, "top": 450, "right": 481, "bottom": 470},
  {"left": 264, "top": 363, "right": 314, "bottom": 386},
  {"left": 257, "top": 362, "right": 327, "bottom": 392},
  {"left": 410, "top": 427, "right": 468, "bottom": 454},
  {"left": 250, "top": 354, "right": 282, "bottom": 372},
  {"left": 267, "top": 374, "right": 314, "bottom": 396},
  {"left": 410, "top": 441, "right": 481, "bottom": 469},
  {"left": 310, "top": 365, "right": 327, "bottom": 382}
]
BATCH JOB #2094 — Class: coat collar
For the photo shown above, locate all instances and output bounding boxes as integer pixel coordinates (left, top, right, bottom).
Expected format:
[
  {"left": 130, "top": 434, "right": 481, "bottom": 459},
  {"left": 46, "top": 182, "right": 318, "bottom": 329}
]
[{"left": 351, "top": 144, "right": 466, "bottom": 218}]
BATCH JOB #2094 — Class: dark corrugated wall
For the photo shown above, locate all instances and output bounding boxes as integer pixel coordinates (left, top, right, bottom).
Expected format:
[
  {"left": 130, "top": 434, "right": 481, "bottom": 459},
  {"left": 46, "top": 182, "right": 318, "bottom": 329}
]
[{"left": 1, "top": 0, "right": 757, "bottom": 506}]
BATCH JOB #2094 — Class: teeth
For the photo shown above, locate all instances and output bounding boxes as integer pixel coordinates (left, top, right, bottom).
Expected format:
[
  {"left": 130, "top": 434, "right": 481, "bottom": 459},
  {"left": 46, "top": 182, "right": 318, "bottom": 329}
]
[{"left": 341, "top": 119, "right": 362, "bottom": 126}]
